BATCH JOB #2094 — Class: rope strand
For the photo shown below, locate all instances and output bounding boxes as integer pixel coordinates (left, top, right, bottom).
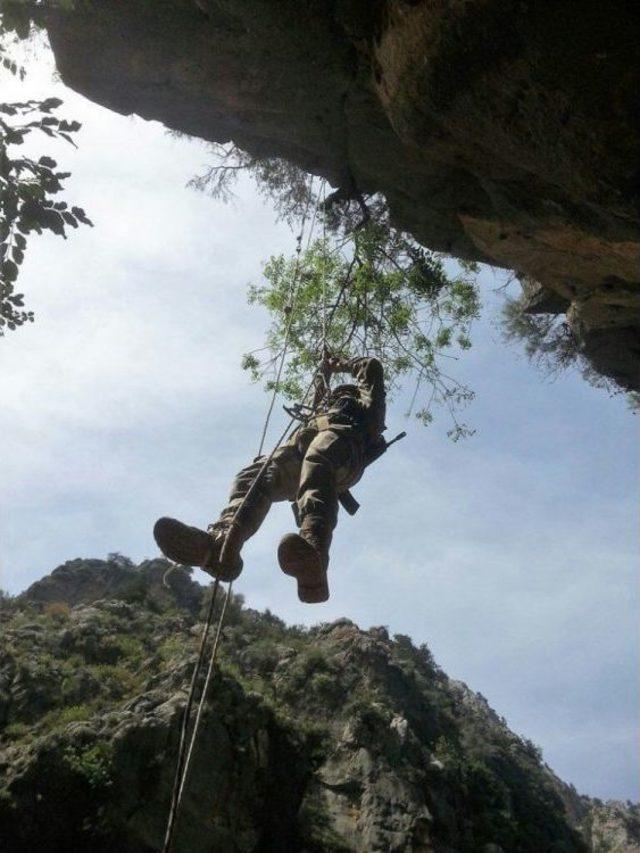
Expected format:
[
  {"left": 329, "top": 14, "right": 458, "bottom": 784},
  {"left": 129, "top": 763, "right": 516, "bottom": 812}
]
[
  {"left": 177, "top": 582, "right": 232, "bottom": 804},
  {"left": 321, "top": 180, "right": 328, "bottom": 353},
  {"left": 162, "top": 579, "right": 220, "bottom": 853},
  {"left": 256, "top": 178, "right": 321, "bottom": 457},
  {"left": 163, "top": 178, "right": 354, "bottom": 852}
]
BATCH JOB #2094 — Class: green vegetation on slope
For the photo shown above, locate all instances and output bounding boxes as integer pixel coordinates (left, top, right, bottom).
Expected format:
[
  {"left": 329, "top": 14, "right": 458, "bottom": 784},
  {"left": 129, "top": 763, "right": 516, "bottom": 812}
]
[{"left": 0, "top": 558, "right": 634, "bottom": 852}]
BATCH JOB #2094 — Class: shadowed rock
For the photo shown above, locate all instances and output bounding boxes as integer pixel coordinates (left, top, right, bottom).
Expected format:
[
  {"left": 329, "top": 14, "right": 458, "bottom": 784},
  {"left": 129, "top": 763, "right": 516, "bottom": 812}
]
[{"left": 37, "top": 0, "right": 639, "bottom": 390}]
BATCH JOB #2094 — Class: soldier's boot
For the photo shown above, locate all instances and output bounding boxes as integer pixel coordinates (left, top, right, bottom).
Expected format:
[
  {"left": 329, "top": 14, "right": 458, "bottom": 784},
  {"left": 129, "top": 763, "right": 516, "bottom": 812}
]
[
  {"left": 277, "top": 530, "right": 329, "bottom": 604},
  {"left": 153, "top": 517, "right": 243, "bottom": 582}
]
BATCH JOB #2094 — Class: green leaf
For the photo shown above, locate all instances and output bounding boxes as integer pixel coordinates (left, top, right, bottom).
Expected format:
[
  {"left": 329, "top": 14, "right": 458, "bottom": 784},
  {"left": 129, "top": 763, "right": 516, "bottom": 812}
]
[
  {"left": 1, "top": 260, "right": 18, "bottom": 283},
  {"left": 40, "top": 98, "right": 63, "bottom": 112}
]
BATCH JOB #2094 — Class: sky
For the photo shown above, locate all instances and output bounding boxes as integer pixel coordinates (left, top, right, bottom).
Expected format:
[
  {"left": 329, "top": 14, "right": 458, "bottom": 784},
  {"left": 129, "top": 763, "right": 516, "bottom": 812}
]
[{"left": 1, "top": 39, "right": 638, "bottom": 803}]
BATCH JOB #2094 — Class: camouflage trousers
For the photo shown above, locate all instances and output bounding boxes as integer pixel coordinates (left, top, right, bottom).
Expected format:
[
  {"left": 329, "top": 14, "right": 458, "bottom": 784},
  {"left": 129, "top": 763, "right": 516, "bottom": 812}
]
[{"left": 212, "top": 428, "right": 365, "bottom": 555}]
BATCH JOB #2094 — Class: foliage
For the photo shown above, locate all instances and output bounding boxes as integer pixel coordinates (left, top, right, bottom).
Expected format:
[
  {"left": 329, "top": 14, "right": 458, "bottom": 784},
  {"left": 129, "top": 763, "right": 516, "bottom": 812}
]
[
  {"left": 239, "top": 637, "right": 281, "bottom": 679},
  {"left": 502, "top": 297, "right": 581, "bottom": 373},
  {"left": 3, "top": 721, "right": 30, "bottom": 741},
  {"left": 188, "top": 141, "right": 312, "bottom": 227},
  {"left": 244, "top": 225, "right": 480, "bottom": 438},
  {"left": 110, "top": 634, "right": 145, "bottom": 664},
  {"left": 43, "top": 600, "right": 70, "bottom": 621},
  {"left": 0, "top": 588, "right": 16, "bottom": 615},
  {"left": 57, "top": 703, "right": 93, "bottom": 725},
  {"left": 0, "top": 558, "right": 595, "bottom": 852},
  {"left": 38, "top": 702, "right": 93, "bottom": 733},
  {"left": 190, "top": 142, "right": 482, "bottom": 437},
  {"left": 0, "top": 11, "right": 91, "bottom": 335},
  {"left": 158, "top": 635, "right": 190, "bottom": 662},
  {"left": 63, "top": 741, "right": 114, "bottom": 789},
  {"left": 87, "top": 664, "right": 139, "bottom": 698},
  {"left": 107, "top": 552, "right": 135, "bottom": 569},
  {"left": 501, "top": 295, "right": 639, "bottom": 409},
  {"left": 297, "top": 792, "right": 354, "bottom": 853}
]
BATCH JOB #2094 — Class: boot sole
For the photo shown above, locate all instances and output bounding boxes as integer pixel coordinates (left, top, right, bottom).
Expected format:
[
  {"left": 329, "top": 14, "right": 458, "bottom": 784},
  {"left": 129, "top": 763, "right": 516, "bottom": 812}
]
[
  {"left": 153, "top": 518, "right": 242, "bottom": 582},
  {"left": 278, "top": 534, "right": 329, "bottom": 604}
]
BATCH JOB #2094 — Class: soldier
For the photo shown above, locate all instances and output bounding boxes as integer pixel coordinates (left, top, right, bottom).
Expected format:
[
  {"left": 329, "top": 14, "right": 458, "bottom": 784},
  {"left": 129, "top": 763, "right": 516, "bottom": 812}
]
[{"left": 153, "top": 354, "right": 386, "bottom": 603}]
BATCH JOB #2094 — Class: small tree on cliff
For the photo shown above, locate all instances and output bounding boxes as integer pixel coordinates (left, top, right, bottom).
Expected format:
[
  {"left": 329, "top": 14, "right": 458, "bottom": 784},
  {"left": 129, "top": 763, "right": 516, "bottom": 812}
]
[
  {"left": 243, "top": 225, "right": 480, "bottom": 440},
  {"left": 501, "top": 289, "right": 640, "bottom": 410},
  {"left": 190, "top": 143, "right": 482, "bottom": 437}
]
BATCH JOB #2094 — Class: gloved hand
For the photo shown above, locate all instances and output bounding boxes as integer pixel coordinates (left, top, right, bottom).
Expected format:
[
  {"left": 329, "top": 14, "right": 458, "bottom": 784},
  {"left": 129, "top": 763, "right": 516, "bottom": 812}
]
[{"left": 323, "top": 353, "right": 349, "bottom": 374}]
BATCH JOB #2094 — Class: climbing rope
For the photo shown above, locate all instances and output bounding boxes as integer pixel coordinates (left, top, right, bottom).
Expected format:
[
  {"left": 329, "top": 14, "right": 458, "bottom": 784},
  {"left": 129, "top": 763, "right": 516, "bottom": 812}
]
[
  {"left": 177, "top": 580, "right": 232, "bottom": 803},
  {"left": 321, "top": 180, "right": 328, "bottom": 354},
  {"left": 162, "top": 579, "right": 220, "bottom": 853},
  {"left": 163, "top": 178, "right": 354, "bottom": 852},
  {"left": 218, "top": 248, "right": 355, "bottom": 573},
  {"left": 256, "top": 177, "right": 323, "bottom": 457}
]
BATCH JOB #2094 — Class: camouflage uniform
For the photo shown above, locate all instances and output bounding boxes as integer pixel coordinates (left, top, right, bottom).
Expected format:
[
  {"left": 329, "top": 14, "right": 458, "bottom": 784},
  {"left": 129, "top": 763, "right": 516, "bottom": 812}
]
[
  {"left": 154, "top": 358, "right": 386, "bottom": 602},
  {"left": 211, "top": 357, "right": 386, "bottom": 558}
]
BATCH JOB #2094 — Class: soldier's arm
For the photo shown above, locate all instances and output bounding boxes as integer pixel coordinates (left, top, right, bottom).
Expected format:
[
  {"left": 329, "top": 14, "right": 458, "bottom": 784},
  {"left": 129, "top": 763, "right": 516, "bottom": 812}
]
[
  {"left": 347, "top": 357, "right": 385, "bottom": 402},
  {"left": 326, "top": 356, "right": 385, "bottom": 415}
]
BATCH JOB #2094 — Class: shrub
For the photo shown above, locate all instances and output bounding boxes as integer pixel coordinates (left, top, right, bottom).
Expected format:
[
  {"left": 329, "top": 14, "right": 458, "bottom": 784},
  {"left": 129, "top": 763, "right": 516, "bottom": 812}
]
[
  {"left": 63, "top": 742, "right": 113, "bottom": 789},
  {"left": 300, "top": 648, "right": 331, "bottom": 678},
  {"left": 39, "top": 703, "right": 93, "bottom": 732},
  {"left": 87, "top": 664, "right": 138, "bottom": 698},
  {"left": 158, "top": 635, "right": 190, "bottom": 661},
  {"left": 43, "top": 601, "right": 70, "bottom": 621},
  {"left": 242, "top": 639, "right": 281, "bottom": 679},
  {"left": 310, "top": 671, "right": 342, "bottom": 704},
  {"left": 3, "top": 721, "right": 30, "bottom": 741},
  {"left": 58, "top": 704, "right": 92, "bottom": 725}
]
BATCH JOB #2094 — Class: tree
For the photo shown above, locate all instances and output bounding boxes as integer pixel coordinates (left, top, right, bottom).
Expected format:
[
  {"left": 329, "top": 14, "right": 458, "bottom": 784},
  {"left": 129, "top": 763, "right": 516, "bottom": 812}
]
[
  {"left": 0, "top": 10, "right": 91, "bottom": 335},
  {"left": 501, "top": 293, "right": 639, "bottom": 411},
  {"left": 243, "top": 223, "right": 480, "bottom": 439},
  {"left": 191, "top": 143, "right": 481, "bottom": 437}
]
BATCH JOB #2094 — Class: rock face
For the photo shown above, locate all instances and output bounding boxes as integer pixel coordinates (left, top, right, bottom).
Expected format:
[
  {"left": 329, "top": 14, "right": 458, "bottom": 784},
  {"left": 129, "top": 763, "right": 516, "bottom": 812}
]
[
  {"left": 39, "top": 0, "right": 640, "bottom": 391},
  {"left": 1, "top": 558, "right": 638, "bottom": 852}
]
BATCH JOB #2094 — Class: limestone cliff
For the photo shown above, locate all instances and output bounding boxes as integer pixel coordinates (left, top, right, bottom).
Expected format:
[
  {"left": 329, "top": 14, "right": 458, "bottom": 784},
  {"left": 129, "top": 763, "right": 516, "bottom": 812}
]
[
  {"left": 37, "top": 0, "right": 640, "bottom": 391},
  {"left": 1, "top": 558, "right": 638, "bottom": 852}
]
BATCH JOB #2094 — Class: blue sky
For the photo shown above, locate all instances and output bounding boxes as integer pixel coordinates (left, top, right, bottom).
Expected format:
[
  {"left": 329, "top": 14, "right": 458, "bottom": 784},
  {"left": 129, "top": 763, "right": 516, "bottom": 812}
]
[{"left": 0, "top": 43, "right": 637, "bottom": 802}]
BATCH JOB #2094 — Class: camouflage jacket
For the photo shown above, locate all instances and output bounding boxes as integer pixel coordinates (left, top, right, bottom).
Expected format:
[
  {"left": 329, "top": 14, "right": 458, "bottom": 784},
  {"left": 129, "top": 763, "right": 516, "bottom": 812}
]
[{"left": 321, "top": 357, "right": 386, "bottom": 442}]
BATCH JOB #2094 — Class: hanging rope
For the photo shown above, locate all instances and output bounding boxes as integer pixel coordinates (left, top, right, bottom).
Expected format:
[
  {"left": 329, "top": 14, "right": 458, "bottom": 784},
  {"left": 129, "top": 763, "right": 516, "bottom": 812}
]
[
  {"left": 321, "top": 180, "right": 328, "bottom": 354},
  {"left": 163, "top": 178, "right": 353, "bottom": 853},
  {"left": 176, "top": 581, "right": 232, "bottom": 802},
  {"left": 162, "top": 579, "right": 220, "bottom": 853},
  {"left": 256, "top": 178, "right": 323, "bottom": 457}
]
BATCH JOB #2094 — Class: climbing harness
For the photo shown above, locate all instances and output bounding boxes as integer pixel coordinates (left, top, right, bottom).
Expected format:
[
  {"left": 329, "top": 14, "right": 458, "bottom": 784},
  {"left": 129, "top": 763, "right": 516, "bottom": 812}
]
[{"left": 282, "top": 401, "right": 317, "bottom": 422}]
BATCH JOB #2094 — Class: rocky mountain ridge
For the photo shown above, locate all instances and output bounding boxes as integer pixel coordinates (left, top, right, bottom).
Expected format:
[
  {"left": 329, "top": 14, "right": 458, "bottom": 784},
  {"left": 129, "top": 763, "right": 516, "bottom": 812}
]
[{"left": 1, "top": 557, "right": 638, "bottom": 852}]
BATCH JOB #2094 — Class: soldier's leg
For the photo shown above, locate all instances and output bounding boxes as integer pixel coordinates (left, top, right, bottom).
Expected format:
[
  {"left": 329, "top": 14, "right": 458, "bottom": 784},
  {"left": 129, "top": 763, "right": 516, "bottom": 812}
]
[
  {"left": 154, "top": 439, "right": 301, "bottom": 579},
  {"left": 212, "top": 441, "right": 301, "bottom": 546},
  {"left": 296, "top": 431, "right": 345, "bottom": 554},
  {"left": 278, "top": 430, "right": 360, "bottom": 603}
]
